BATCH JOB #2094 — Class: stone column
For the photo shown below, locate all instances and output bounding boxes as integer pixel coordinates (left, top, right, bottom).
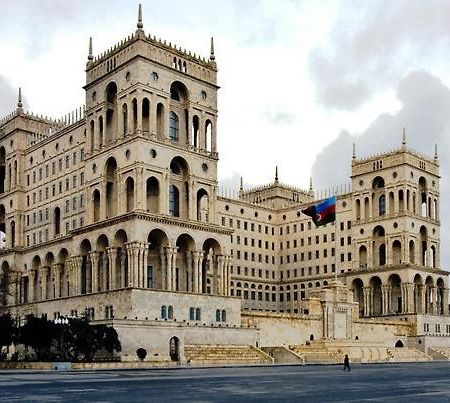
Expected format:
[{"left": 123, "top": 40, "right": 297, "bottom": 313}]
[
  {"left": 211, "top": 116, "right": 217, "bottom": 153},
  {"left": 186, "top": 107, "right": 192, "bottom": 146},
  {"left": 102, "top": 252, "right": 109, "bottom": 291},
  {"left": 186, "top": 251, "right": 193, "bottom": 292},
  {"left": 197, "top": 251, "right": 204, "bottom": 293},
  {"left": 442, "top": 288, "right": 449, "bottom": 315},
  {"left": 405, "top": 283, "right": 415, "bottom": 314},
  {"left": 193, "top": 251, "right": 200, "bottom": 293},
  {"left": 52, "top": 263, "right": 62, "bottom": 299},
  {"left": 120, "top": 249, "right": 127, "bottom": 288},
  {"left": 432, "top": 286, "right": 438, "bottom": 315},
  {"left": 136, "top": 95, "right": 143, "bottom": 135},
  {"left": 127, "top": 99, "right": 133, "bottom": 136},
  {"left": 363, "top": 287, "right": 370, "bottom": 316},
  {"left": 89, "top": 251, "right": 99, "bottom": 293},
  {"left": 93, "top": 116, "right": 99, "bottom": 150},
  {"left": 106, "top": 247, "right": 118, "bottom": 290},
  {"left": 149, "top": 94, "right": 157, "bottom": 137},
  {"left": 164, "top": 247, "right": 173, "bottom": 291},
  {"left": 382, "top": 285, "right": 389, "bottom": 315},
  {"left": 28, "top": 270, "right": 36, "bottom": 302},
  {"left": 166, "top": 247, "right": 178, "bottom": 291},
  {"left": 74, "top": 256, "right": 83, "bottom": 295},
  {"left": 125, "top": 242, "right": 134, "bottom": 287},
  {"left": 188, "top": 179, "right": 195, "bottom": 220},
  {"left": 135, "top": 168, "right": 143, "bottom": 211},
  {"left": 164, "top": 100, "right": 170, "bottom": 142},
  {"left": 142, "top": 243, "right": 149, "bottom": 288},
  {"left": 100, "top": 181, "right": 107, "bottom": 220},
  {"left": 40, "top": 267, "right": 49, "bottom": 300},
  {"left": 160, "top": 248, "right": 167, "bottom": 290}
]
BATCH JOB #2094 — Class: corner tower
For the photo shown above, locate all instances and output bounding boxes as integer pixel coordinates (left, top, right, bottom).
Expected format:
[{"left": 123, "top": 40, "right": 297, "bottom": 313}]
[{"left": 347, "top": 136, "right": 447, "bottom": 318}]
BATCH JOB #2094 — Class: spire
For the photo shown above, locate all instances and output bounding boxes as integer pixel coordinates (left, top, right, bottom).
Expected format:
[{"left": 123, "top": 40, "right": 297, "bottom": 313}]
[
  {"left": 137, "top": 3, "right": 143, "bottom": 30},
  {"left": 209, "top": 37, "right": 215, "bottom": 61},
  {"left": 434, "top": 143, "right": 439, "bottom": 161},
  {"left": 309, "top": 177, "right": 314, "bottom": 197},
  {"left": 17, "top": 87, "right": 23, "bottom": 111},
  {"left": 240, "top": 177, "right": 243, "bottom": 191},
  {"left": 352, "top": 142, "right": 356, "bottom": 159},
  {"left": 402, "top": 127, "right": 407, "bottom": 149},
  {"left": 88, "top": 37, "right": 93, "bottom": 61},
  {"left": 275, "top": 166, "right": 279, "bottom": 184}
]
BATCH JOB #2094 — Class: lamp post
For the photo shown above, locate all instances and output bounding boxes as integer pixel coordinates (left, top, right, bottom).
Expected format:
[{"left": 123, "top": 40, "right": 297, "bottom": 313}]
[{"left": 54, "top": 316, "right": 69, "bottom": 361}]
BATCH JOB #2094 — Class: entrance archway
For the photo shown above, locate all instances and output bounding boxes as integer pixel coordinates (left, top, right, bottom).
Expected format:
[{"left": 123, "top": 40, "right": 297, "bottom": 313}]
[
  {"left": 169, "top": 336, "right": 180, "bottom": 361},
  {"left": 395, "top": 340, "right": 404, "bottom": 348}
]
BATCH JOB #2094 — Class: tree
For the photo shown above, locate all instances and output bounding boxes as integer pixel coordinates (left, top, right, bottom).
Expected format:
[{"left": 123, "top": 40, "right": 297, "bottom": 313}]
[
  {"left": 136, "top": 348, "right": 147, "bottom": 361},
  {"left": 62, "top": 318, "right": 122, "bottom": 362},
  {"left": 0, "top": 313, "right": 15, "bottom": 360},
  {"left": 19, "top": 315, "right": 58, "bottom": 361}
]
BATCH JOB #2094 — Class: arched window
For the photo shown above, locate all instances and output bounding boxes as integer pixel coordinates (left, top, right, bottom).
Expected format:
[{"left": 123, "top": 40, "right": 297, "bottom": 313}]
[
  {"left": 122, "top": 104, "right": 128, "bottom": 136},
  {"left": 169, "top": 112, "right": 179, "bottom": 140},
  {"left": 189, "top": 307, "right": 195, "bottom": 320},
  {"left": 195, "top": 308, "right": 201, "bottom": 320},
  {"left": 93, "top": 190, "right": 100, "bottom": 223},
  {"left": 379, "top": 195, "right": 386, "bottom": 216},
  {"left": 125, "top": 177, "right": 135, "bottom": 212},
  {"left": 221, "top": 310, "right": 226, "bottom": 322},
  {"left": 10, "top": 221, "right": 15, "bottom": 248},
  {"left": 216, "top": 309, "right": 221, "bottom": 321},
  {"left": 168, "top": 305, "right": 173, "bottom": 319},
  {"left": 169, "top": 185, "right": 180, "bottom": 217},
  {"left": 161, "top": 305, "right": 166, "bottom": 319}
]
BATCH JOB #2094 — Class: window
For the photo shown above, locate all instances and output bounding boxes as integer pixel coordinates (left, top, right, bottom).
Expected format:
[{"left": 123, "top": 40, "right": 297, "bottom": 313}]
[
  {"left": 195, "top": 308, "right": 201, "bottom": 320},
  {"left": 189, "top": 307, "right": 195, "bottom": 321},
  {"left": 147, "top": 266, "right": 153, "bottom": 288},
  {"left": 168, "top": 305, "right": 174, "bottom": 319},
  {"left": 169, "top": 185, "right": 180, "bottom": 216},
  {"left": 379, "top": 195, "right": 386, "bottom": 215},
  {"left": 105, "top": 305, "right": 114, "bottom": 319},
  {"left": 169, "top": 112, "right": 179, "bottom": 140}
]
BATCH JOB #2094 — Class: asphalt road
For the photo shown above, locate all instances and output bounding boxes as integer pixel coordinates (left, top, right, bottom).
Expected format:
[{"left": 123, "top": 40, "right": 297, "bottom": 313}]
[{"left": 1, "top": 362, "right": 450, "bottom": 402}]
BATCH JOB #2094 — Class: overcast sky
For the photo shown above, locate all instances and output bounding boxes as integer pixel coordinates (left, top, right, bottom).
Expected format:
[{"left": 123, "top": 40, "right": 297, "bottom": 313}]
[{"left": 1, "top": 0, "right": 450, "bottom": 265}]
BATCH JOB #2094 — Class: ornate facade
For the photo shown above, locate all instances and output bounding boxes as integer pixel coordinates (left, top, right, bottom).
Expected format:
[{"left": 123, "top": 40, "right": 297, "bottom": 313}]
[{"left": 0, "top": 6, "right": 448, "bottom": 361}]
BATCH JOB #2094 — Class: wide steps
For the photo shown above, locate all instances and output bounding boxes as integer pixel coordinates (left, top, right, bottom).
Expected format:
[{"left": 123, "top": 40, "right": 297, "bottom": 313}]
[
  {"left": 387, "top": 347, "right": 432, "bottom": 362},
  {"left": 431, "top": 347, "right": 450, "bottom": 359},
  {"left": 184, "top": 345, "right": 272, "bottom": 365}
]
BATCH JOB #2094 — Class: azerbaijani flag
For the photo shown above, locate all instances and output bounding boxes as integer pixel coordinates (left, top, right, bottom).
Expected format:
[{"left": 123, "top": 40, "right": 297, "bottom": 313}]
[{"left": 301, "top": 196, "right": 336, "bottom": 227}]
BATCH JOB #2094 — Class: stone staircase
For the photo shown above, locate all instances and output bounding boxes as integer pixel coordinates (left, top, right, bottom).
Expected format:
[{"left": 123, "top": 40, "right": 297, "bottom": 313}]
[
  {"left": 290, "top": 341, "right": 433, "bottom": 364},
  {"left": 289, "top": 344, "right": 341, "bottom": 363},
  {"left": 387, "top": 347, "right": 432, "bottom": 362},
  {"left": 427, "top": 347, "right": 450, "bottom": 360},
  {"left": 184, "top": 344, "right": 273, "bottom": 366}
]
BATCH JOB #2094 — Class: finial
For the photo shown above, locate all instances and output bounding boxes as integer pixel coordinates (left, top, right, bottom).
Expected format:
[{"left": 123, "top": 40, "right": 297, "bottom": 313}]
[
  {"left": 240, "top": 177, "right": 243, "bottom": 191},
  {"left": 275, "top": 166, "right": 279, "bottom": 183},
  {"left": 309, "top": 177, "right": 314, "bottom": 196},
  {"left": 137, "top": 3, "right": 143, "bottom": 30},
  {"left": 17, "top": 87, "right": 23, "bottom": 110},
  {"left": 88, "top": 37, "right": 93, "bottom": 61},
  {"left": 352, "top": 142, "right": 356, "bottom": 159},
  {"left": 402, "top": 127, "right": 406, "bottom": 147},
  {"left": 210, "top": 37, "right": 215, "bottom": 61},
  {"left": 434, "top": 143, "right": 438, "bottom": 161}
]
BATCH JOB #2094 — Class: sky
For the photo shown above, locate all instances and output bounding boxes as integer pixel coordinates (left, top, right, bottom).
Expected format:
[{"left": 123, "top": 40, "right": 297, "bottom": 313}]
[{"left": 1, "top": 0, "right": 450, "bottom": 265}]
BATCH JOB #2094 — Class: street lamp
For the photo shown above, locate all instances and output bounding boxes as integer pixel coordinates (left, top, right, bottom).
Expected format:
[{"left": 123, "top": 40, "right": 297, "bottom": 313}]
[{"left": 54, "top": 316, "right": 69, "bottom": 361}]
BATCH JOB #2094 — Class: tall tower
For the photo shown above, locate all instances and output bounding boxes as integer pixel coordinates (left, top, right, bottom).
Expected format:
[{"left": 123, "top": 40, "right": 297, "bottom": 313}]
[{"left": 346, "top": 137, "right": 447, "bottom": 318}]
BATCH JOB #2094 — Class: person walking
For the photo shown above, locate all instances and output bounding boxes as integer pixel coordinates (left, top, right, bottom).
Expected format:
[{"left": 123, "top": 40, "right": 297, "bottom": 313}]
[{"left": 343, "top": 354, "right": 351, "bottom": 371}]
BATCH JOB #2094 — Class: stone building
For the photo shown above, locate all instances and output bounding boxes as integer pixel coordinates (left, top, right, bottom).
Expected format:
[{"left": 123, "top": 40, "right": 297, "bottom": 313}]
[{"left": 0, "top": 6, "right": 449, "bottom": 362}]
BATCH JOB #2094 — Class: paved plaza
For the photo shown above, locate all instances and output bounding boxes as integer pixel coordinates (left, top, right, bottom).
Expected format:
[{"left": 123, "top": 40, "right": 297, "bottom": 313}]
[{"left": 1, "top": 362, "right": 450, "bottom": 402}]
